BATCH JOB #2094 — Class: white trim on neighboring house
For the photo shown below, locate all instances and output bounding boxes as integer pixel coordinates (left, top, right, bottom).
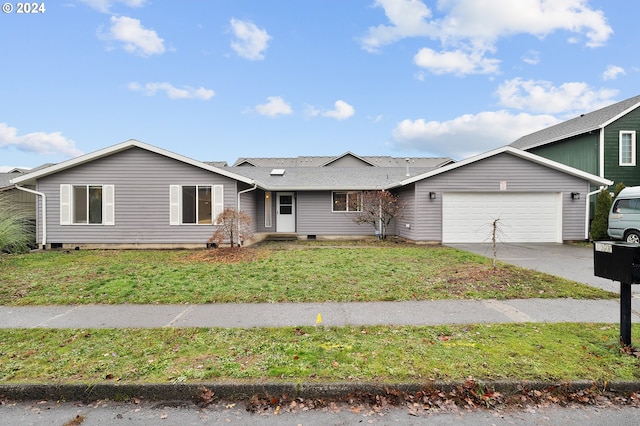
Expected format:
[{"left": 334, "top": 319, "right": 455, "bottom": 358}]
[
  {"left": 599, "top": 128, "right": 605, "bottom": 178},
  {"left": 619, "top": 130, "right": 636, "bottom": 166}
]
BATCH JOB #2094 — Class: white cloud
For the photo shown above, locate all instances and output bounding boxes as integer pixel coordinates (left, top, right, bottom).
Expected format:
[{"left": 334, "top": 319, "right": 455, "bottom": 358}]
[
  {"left": 255, "top": 96, "right": 293, "bottom": 117},
  {"left": 100, "top": 16, "right": 165, "bottom": 57},
  {"left": 361, "top": 0, "right": 612, "bottom": 75},
  {"left": 128, "top": 82, "right": 215, "bottom": 100},
  {"left": 0, "top": 123, "right": 82, "bottom": 157},
  {"left": 391, "top": 111, "right": 560, "bottom": 159},
  {"left": 322, "top": 100, "right": 355, "bottom": 121},
  {"left": 602, "top": 65, "right": 625, "bottom": 81},
  {"left": 522, "top": 50, "right": 540, "bottom": 65},
  {"left": 360, "top": 0, "right": 433, "bottom": 53},
  {"left": 413, "top": 47, "right": 499, "bottom": 75},
  {"left": 79, "top": 0, "right": 147, "bottom": 13},
  {"left": 230, "top": 18, "right": 271, "bottom": 60},
  {"left": 496, "top": 78, "right": 618, "bottom": 115}
]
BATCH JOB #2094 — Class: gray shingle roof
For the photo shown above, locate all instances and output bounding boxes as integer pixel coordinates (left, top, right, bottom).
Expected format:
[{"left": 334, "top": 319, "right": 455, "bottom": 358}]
[
  {"left": 510, "top": 94, "right": 640, "bottom": 150},
  {"left": 228, "top": 166, "right": 439, "bottom": 190},
  {"left": 232, "top": 153, "right": 453, "bottom": 168},
  {"left": 0, "top": 172, "right": 19, "bottom": 189}
]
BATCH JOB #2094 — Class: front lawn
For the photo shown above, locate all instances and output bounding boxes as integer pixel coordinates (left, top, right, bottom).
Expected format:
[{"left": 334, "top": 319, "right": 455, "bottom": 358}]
[
  {"left": 1, "top": 323, "right": 639, "bottom": 384},
  {"left": 0, "top": 242, "right": 614, "bottom": 305}
]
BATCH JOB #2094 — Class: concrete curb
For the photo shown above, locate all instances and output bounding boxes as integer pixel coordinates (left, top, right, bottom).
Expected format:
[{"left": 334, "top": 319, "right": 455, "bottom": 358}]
[{"left": 2, "top": 380, "right": 639, "bottom": 403}]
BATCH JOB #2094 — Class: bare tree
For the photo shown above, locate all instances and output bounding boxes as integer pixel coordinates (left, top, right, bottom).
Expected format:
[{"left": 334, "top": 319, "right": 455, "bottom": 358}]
[
  {"left": 209, "top": 208, "right": 254, "bottom": 247},
  {"left": 351, "top": 190, "right": 406, "bottom": 239}
]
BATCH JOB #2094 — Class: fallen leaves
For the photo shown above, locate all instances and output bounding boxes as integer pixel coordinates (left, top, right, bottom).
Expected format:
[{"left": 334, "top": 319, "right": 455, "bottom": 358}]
[
  {"left": 183, "top": 247, "right": 264, "bottom": 264},
  {"left": 240, "top": 380, "right": 640, "bottom": 418}
]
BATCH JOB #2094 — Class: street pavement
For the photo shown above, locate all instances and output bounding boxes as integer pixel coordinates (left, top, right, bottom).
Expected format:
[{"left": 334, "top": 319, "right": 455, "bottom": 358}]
[{"left": 3, "top": 399, "right": 640, "bottom": 425}]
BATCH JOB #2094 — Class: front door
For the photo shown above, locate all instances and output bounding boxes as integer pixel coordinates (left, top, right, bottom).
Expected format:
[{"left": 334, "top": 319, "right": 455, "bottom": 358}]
[{"left": 276, "top": 192, "right": 296, "bottom": 232}]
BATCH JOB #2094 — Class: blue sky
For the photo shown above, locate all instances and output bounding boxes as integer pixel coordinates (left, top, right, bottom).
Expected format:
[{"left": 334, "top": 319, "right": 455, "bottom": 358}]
[{"left": 1, "top": 0, "right": 638, "bottom": 171}]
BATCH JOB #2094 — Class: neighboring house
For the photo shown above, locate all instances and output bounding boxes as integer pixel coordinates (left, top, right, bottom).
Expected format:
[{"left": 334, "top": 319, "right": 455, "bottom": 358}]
[
  {"left": 10, "top": 139, "right": 610, "bottom": 249},
  {"left": 511, "top": 94, "right": 640, "bottom": 189},
  {"left": 1, "top": 168, "right": 39, "bottom": 221}
]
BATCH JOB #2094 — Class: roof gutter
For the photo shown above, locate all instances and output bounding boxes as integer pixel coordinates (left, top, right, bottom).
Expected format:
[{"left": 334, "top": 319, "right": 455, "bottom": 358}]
[{"left": 14, "top": 185, "right": 46, "bottom": 249}]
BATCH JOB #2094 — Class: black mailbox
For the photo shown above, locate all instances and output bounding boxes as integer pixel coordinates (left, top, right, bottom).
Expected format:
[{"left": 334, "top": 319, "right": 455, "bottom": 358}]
[
  {"left": 593, "top": 241, "right": 640, "bottom": 347},
  {"left": 593, "top": 241, "right": 640, "bottom": 284}
]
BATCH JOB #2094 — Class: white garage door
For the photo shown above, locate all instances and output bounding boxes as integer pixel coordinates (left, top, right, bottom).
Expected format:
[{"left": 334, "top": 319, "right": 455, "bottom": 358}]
[{"left": 442, "top": 192, "right": 562, "bottom": 243}]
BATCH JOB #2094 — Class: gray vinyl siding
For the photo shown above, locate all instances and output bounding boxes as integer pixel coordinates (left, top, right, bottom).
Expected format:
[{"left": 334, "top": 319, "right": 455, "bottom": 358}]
[
  {"left": 238, "top": 184, "right": 258, "bottom": 234},
  {"left": 296, "top": 191, "right": 377, "bottom": 237},
  {"left": 395, "top": 185, "right": 416, "bottom": 240},
  {"left": 37, "top": 147, "right": 240, "bottom": 245},
  {"left": 412, "top": 153, "right": 590, "bottom": 242}
]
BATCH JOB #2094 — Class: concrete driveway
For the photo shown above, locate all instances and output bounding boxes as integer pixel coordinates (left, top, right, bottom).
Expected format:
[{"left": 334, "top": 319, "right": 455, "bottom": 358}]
[{"left": 446, "top": 242, "right": 640, "bottom": 295}]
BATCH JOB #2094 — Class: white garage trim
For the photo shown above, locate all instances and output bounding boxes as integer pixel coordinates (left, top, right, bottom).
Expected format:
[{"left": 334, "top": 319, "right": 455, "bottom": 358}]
[{"left": 442, "top": 192, "right": 562, "bottom": 243}]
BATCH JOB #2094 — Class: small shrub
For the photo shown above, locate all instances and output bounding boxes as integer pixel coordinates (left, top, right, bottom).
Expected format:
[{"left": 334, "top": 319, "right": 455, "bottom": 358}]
[
  {"left": 590, "top": 188, "right": 612, "bottom": 241},
  {"left": 209, "top": 208, "right": 254, "bottom": 247}
]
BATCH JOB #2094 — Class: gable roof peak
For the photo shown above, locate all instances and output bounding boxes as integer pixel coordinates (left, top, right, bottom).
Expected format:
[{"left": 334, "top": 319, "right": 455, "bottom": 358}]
[{"left": 10, "top": 139, "right": 254, "bottom": 186}]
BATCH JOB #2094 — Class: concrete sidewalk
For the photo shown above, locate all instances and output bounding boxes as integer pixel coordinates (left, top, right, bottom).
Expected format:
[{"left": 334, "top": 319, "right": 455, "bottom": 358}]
[{"left": 0, "top": 298, "right": 637, "bottom": 329}]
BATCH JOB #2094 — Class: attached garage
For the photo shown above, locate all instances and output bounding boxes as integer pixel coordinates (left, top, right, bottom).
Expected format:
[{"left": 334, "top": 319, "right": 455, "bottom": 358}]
[
  {"left": 390, "top": 147, "right": 613, "bottom": 243},
  {"left": 442, "top": 192, "right": 562, "bottom": 243}
]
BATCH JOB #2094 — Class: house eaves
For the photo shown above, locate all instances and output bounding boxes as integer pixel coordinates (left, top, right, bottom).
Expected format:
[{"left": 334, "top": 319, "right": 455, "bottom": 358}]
[
  {"left": 386, "top": 146, "right": 612, "bottom": 189},
  {"left": 10, "top": 139, "right": 255, "bottom": 186}
]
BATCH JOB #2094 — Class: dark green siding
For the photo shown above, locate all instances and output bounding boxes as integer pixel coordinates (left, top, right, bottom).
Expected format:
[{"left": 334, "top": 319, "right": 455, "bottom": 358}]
[
  {"left": 603, "top": 108, "right": 640, "bottom": 187},
  {"left": 530, "top": 133, "right": 599, "bottom": 175}
]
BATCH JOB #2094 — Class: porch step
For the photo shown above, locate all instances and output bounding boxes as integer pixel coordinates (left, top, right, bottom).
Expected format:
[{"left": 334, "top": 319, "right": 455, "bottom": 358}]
[{"left": 263, "top": 233, "right": 298, "bottom": 241}]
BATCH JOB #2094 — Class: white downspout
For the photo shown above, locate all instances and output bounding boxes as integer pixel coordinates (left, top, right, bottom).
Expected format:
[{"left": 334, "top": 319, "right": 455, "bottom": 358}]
[
  {"left": 236, "top": 182, "right": 257, "bottom": 246},
  {"left": 14, "top": 185, "right": 46, "bottom": 249}
]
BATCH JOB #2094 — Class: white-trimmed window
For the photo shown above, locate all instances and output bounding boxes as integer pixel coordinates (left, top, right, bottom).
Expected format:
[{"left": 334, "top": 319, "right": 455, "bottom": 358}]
[
  {"left": 620, "top": 131, "right": 636, "bottom": 166},
  {"left": 332, "top": 191, "right": 362, "bottom": 212},
  {"left": 169, "top": 185, "right": 223, "bottom": 225},
  {"left": 60, "top": 184, "right": 115, "bottom": 225}
]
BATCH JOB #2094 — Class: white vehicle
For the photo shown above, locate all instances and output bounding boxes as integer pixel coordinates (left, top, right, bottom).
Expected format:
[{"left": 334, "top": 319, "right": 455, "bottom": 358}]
[{"left": 608, "top": 186, "right": 640, "bottom": 243}]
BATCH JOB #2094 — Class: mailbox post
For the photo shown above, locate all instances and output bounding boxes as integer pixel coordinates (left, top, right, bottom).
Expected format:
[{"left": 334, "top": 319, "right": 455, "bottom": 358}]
[{"left": 593, "top": 241, "right": 640, "bottom": 346}]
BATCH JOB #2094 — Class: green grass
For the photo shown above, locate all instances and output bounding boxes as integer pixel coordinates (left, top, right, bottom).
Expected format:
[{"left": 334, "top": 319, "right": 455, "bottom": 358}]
[
  {"left": 0, "top": 244, "right": 615, "bottom": 305},
  {"left": 1, "top": 324, "right": 638, "bottom": 384}
]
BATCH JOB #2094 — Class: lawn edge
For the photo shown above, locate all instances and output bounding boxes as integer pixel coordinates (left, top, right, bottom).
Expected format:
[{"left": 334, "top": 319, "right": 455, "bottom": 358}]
[{"left": 1, "top": 380, "right": 639, "bottom": 404}]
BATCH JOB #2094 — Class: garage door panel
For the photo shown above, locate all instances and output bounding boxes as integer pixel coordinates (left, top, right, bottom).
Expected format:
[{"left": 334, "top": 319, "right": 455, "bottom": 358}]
[{"left": 442, "top": 192, "right": 561, "bottom": 243}]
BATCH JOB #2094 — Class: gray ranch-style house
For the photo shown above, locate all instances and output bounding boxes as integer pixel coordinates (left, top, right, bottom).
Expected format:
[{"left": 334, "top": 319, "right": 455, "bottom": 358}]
[{"left": 10, "top": 139, "right": 611, "bottom": 249}]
